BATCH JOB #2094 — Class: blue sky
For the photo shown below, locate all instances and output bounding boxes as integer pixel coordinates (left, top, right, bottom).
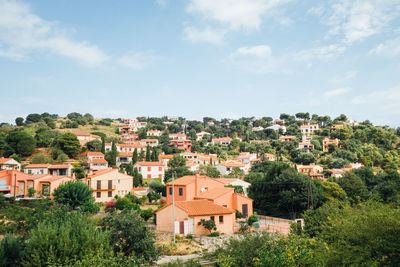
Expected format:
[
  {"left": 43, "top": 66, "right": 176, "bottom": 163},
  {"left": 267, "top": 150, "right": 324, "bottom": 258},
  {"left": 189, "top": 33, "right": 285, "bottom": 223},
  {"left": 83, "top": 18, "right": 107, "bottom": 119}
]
[{"left": 0, "top": 0, "right": 399, "bottom": 126}]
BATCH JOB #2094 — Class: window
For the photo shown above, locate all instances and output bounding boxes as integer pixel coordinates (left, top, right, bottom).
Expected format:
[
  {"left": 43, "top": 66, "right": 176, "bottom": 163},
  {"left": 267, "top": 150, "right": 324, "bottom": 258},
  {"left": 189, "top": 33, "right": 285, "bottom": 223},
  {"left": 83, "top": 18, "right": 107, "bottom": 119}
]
[
  {"left": 97, "top": 180, "right": 101, "bottom": 189},
  {"left": 219, "top": 216, "right": 224, "bottom": 223},
  {"left": 147, "top": 167, "right": 151, "bottom": 171},
  {"left": 158, "top": 174, "right": 162, "bottom": 178},
  {"left": 108, "top": 191, "right": 112, "bottom": 197},
  {"left": 96, "top": 192, "right": 101, "bottom": 198},
  {"left": 210, "top": 216, "right": 215, "bottom": 221},
  {"left": 138, "top": 167, "right": 141, "bottom": 172},
  {"left": 19, "top": 182, "right": 24, "bottom": 192},
  {"left": 179, "top": 188, "right": 183, "bottom": 196},
  {"left": 158, "top": 167, "right": 162, "bottom": 171},
  {"left": 147, "top": 174, "right": 151, "bottom": 179},
  {"left": 108, "top": 180, "right": 112, "bottom": 189},
  {"left": 169, "top": 187, "right": 172, "bottom": 195}
]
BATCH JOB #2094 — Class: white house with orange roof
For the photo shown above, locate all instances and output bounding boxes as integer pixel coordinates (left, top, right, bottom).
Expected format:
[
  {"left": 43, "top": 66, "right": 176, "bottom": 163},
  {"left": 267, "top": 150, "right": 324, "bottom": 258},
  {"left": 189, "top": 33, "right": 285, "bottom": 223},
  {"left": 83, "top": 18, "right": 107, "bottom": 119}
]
[
  {"left": 279, "top": 135, "right": 297, "bottom": 142},
  {"left": 140, "top": 139, "right": 159, "bottom": 147},
  {"left": 105, "top": 142, "right": 146, "bottom": 153},
  {"left": 169, "top": 133, "right": 187, "bottom": 140},
  {"left": 134, "top": 161, "right": 165, "bottom": 182},
  {"left": 147, "top": 130, "right": 162, "bottom": 137},
  {"left": 298, "top": 141, "right": 315, "bottom": 152},
  {"left": 266, "top": 124, "right": 287, "bottom": 133},
  {"left": 300, "top": 124, "right": 319, "bottom": 135},
  {"left": 0, "top": 158, "right": 21, "bottom": 171},
  {"left": 211, "top": 137, "right": 233, "bottom": 146},
  {"left": 119, "top": 134, "right": 139, "bottom": 144},
  {"left": 69, "top": 130, "right": 102, "bottom": 146},
  {"left": 196, "top": 131, "right": 210, "bottom": 141},
  {"left": 81, "top": 169, "right": 133, "bottom": 202},
  {"left": 216, "top": 160, "right": 248, "bottom": 175},
  {"left": 235, "top": 152, "right": 257, "bottom": 164},
  {"left": 87, "top": 151, "right": 108, "bottom": 171}
]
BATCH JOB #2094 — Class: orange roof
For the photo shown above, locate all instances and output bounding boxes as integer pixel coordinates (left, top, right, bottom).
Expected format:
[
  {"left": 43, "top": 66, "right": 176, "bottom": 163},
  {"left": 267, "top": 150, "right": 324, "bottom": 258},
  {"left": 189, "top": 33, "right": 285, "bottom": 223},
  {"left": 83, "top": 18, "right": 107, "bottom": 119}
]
[
  {"left": 132, "top": 187, "right": 147, "bottom": 191},
  {"left": 0, "top": 158, "right": 14, "bottom": 163},
  {"left": 118, "top": 152, "right": 133, "bottom": 157},
  {"left": 90, "top": 158, "right": 108, "bottom": 164},
  {"left": 195, "top": 187, "right": 234, "bottom": 200},
  {"left": 158, "top": 200, "right": 234, "bottom": 216},
  {"left": 159, "top": 154, "right": 174, "bottom": 159},
  {"left": 217, "top": 178, "right": 241, "bottom": 184},
  {"left": 87, "top": 151, "right": 104, "bottom": 157},
  {"left": 83, "top": 169, "right": 116, "bottom": 180},
  {"left": 166, "top": 175, "right": 224, "bottom": 186},
  {"left": 25, "top": 164, "right": 51, "bottom": 169},
  {"left": 212, "top": 137, "right": 232, "bottom": 142},
  {"left": 220, "top": 160, "right": 246, "bottom": 167},
  {"left": 136, "top": 161, "right": 164, "bottom": 166},
  {"left": 48, "top": 165, "right": 71, "bottom": 169}
]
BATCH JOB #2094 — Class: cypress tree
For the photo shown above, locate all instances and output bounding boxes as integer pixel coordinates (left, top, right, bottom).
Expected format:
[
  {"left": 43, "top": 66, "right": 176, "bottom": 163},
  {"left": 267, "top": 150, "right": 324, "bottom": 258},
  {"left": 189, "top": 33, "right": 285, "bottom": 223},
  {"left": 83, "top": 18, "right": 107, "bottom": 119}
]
[
  {"left": 132, "top": 148, "right": 138, "bottom": 165},
  {"left": 145, "top": 145, "right": 151, "bottom": 161}
]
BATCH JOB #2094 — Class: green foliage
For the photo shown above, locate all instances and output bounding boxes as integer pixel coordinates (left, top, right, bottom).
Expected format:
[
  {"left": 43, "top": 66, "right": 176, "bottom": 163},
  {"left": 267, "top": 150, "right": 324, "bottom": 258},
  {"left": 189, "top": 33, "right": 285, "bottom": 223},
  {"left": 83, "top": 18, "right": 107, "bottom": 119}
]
[
  {"left": 199, "top": 164, "right": 221, "bottom": 178},
  {"left": 115, "top": 196, "right": 140, "bottom": 211},
  {"left": 24, "top": 211, "right": 110, "bottom": 267},
  {"left": 337, "top": 172, "right": 369, "bottom": 204},
  {"left": 56, "top": 132, "right": 81, "bottom": 158},
  {"left": 164, "top": 167, "right": 194, "bottom": 183},
  {"left": 209, "top": 231, "right": 220, "bottom": 237},
  {"left": 102, "top": 209, "right": 160, "bottom": 263},
  {"left": 5, "top": 129, "right": 36, "bottom": 157},
  {"left": 15, "top": 117, "right": 24, "bottom": 126},
  {"left": 105, "top": 142, "right": 118, "bottom": 166},
  {"left": 321, "top": 180, "right": 347, "bottom": 201},
  {"left": 168, "top": 155, "right": 187, "bottom": 168},
  {"left": 34, "top": 127, "right": 58, "bottom": 147},
  {"left": 86, "top": 139, "right": 102, "bottom": 151},
  {"left": 31, "top": 153, "right": 53, "bottom": 164},
  {"left": 197, "top": 219, "right": 216, "bottom": 234},
  {"left": 140, "top": 208, "right": 154, "bottom": 221},
  {"left": 28, "top": 187, "right": 35, "bottom": 197},
  {"left": 72, "top": 167, "right": 85, "bottom": 179},
  {"left": 53, "top": 181, "right": 94, "bottom": 209},
  {"left": 0, "top": 234, "right": 25, "bottom": 267},
  {"left": 225, "top": 184, "right": 244, "bottom": 194},
  {"left": 133, "top": 167, "right": 143, "bottom": 187}
]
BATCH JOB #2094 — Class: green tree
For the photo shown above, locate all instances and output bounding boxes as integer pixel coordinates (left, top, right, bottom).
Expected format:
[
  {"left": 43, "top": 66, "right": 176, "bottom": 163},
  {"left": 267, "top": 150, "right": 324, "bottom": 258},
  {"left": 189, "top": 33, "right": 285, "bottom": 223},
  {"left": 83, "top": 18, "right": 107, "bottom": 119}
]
[
  {"left": 56, "top": 132, "right": 81, "bottom": 158},
  {"left": 86, "top": 139, "right": 102, "bottom": 151},
  {"left": 133, "top": 167, "right": 143, "bottom": 187},
  {"left": 337, "top": 172, "right": 369, "bottom": 204},
  {"left": 145, "top": 145, "right": 151, "bottom": 161},
  {"left": 53, "top": 181, "right": 94, "bottom": 209},
  {"left": 168, "top": 155, "right": 186, "bottom": 168},
  {"left": 6, "top": 129, "right": 36, "bottom": 157},
  {"left": 15, "top": 117, "right": 24, "bottom": 126},
  {"left": 132, "top": 148, "right": 138, "bottom": 165},
  {"left": 199, "top": 164, "right": 221, "bottom": 178},
  {"left": 0, "top": 234, "right": 25, "bottom": 267},
  {"left": 198, "top": 219, "right": 216, "bottom": 234},
  {"left": 105, "top": 142, "right": 118, "bottom": 166},
  {"left": 164, "top": 167, "right": 194, "bottom": 183},
  {"left": 103, "top": 209, "right": 160, "bottom": 263},
  {"left": 321, "top": 180, "right": 347, "bottom": 201}
]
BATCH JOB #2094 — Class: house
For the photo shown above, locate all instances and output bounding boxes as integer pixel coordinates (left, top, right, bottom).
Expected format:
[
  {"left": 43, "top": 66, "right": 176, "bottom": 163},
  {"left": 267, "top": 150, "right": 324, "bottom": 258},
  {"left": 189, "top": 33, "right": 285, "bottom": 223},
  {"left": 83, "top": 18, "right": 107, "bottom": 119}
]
[
  {"left": 216, "top": 160, "right": 248, "bottom": 175},
  {"left": 297, "top": 164, "right": 324, "bottom": 180},
  {"left": 264, "top": 153, "right": 276, "bottom": 161},
  {"left": 119, "top": 134, "right": 139, "bottom": 144},
  {"left": 196, "top": 131, "right": 210, "bottom": 141},
  {"left": 81, "top": 169, "right": 133, "bottom": 202},
  {"left": 274, "top": 119, "right": 285, "bottom": 125},
  {"left": 69, "top": 130, "right": 101, "bottom": 146},
  {"left": 279, "top": 135, "right": 297, "bottom": 142},
  {"left": 300, "top": 124, "right": 319, "bottom": 135},
  {"left": 119, "top": 119, "right": 147, "bottom": 134},
  {"left": 217, "top": 178, "right": 251, "bottom": 196},
  {"left": 298, "top": 141, "right": 314, "bottom": 152},
  {"left": 211, "top": 137, "right": 232, "bottom": 146},
  {"left": 140, "top": 139, "right": 159, "bottom": 147},
  {"left": 0, "top": 169, "right": 73, "bottom": 197},
  {"left": 266, "top": 125, "right": 286, "bottom": 133},
  {"left": 24, "top": 164, "right": 73, "bottom": 177},
  {"left": 159, "top": 154, "right": 174, "bottom": 169},
  {"left": 331, "top": 124, "right": 346, "bottom": 131},
  {"left": 87, "top": 151, "right": 108, "bottom": 171},
  {"left": 328, "top": 168, "right": 352, "bottom": 178},
  {"left": 131, "top": 187, "right": 150, "bottom": 197},
  {"left": 169, "top": 133, "right": 187, "bottom": 140},
  {"left": 116, "top": 152, "right": 133, "bottom": 167},
  {"left": 345, "top": 119, "right": 359, "bottom": 127},
  {"left": 134, "top": 161, "right": 165, "bottom": 182},
  {"left": 169, "top": 139, "right": 192, "bottom": 152},
  {"left": 105, "top": 142, "right": 146, "bottom": 153},
  {"left": 0, "top": 158, "right": 21, "bottom": 171},
  {"left": 156, "top": 200, "right": 235, "bottom": 235},
  {"left": 249, "top": 140, "right": 270, "bottom": 145},
  {"left": 147, "top": 130, "right": 162, "bottom": 137},
  {"left": 165, "top": 174, "right": 253, "bottom": 217},
  {"left": 322, "top": 138, "right": 340, "bottom": 152},
  {"left": 186, "top": 161, "right": 200, "bottom": 172},
  {"left": 235, "top": 152, "right": 257, "bottom": 164}
]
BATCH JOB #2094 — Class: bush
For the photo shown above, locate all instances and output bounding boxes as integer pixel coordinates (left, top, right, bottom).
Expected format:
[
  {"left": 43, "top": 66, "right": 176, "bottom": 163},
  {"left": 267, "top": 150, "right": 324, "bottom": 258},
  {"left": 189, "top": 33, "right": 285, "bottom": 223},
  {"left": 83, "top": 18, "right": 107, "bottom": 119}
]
[
  {"left": 140, "top": 208, "right": 153, "bottom": 221},
  {"left": 31, "top": 154, "right": 53, "bottom": 164},
  {"left": 78, "top": 200, "right": 100, "bottom": 214},
  {"left": 103, "top": 210, "right": 161, "bottom": 263},
  {"left": 53, "top": 181, "right": 94, "bottom": 209},
  {"left": 0, "top": 234, "right": 25, "bottom": 267},
  {"left": 209, "top": 231, "right": 220, "bottom": 237},
  {"left": 105, "top": 201, "right": 115, "bottom": 212}
]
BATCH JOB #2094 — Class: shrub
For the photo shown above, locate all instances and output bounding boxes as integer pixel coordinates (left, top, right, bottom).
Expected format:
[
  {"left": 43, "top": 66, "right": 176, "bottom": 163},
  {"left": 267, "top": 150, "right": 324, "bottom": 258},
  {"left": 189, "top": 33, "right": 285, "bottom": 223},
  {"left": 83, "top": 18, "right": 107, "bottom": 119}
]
[
  {"left": 197, "top": 219, "right": 216, "bottom": 234},
  {"left": 209, "top": 231, "right": 220, "bottom": 237},
  {"left": 53, "top": 181, "right": 94, "bottom": 209},
  {"left": 105, "top": 201, "right": 115, "bottom": 212},
  {"left": 140, "top": 208, "right": 153, "bottom": 221},
  {"left": 0, "top": 234, "right": 25, "bottom": 267}
]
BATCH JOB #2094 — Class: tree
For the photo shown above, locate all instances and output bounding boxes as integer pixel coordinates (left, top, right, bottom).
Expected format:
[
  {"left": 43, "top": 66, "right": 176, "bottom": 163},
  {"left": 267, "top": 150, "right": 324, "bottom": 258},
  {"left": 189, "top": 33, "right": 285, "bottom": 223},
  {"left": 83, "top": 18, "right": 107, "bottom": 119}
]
[
  {"left": 133, "top": 167, "right": 143, "bottom": 187},
  {"left": 53, "top": 181, "right": 94, "bottom": 209},
  {"left": 337, "top": 172, "right": 369, "bottom": 204},
  {"left": 15, "top": 117, "right": 24, "bottom": 126},
  {"left": 25, "top": 113, "right": 42, "bottom": 124},
  {"left": 145, "top": 145, "right": 151, "bottom": 161},
  {"left": 105, "top": 142, "right": 118, "bottom": 166},
  {"left": 151, "top": 147, "right": 159, "bottom": 162},
  {"left": 35, "top": 128, "right": 58, "bottom": 147},
  {"left": 72, "top": 167, "right": 85, "bottom": 179},
  {"left": 6, "top": 129, "right": 36, "bottom": 157},
  {"left": 132, "top": 148, "right": 138, "bottom": 165},
  {"left": 199, "top": 164, "right": 220, "bottom": 178},
  {"left": 321, "top": 180, "right": 347, "bottom": 201},
  {"left": 198, "top": 219, "right": 216, "bottom": 234},
  {"left": 0, "top": 234, "right": 25, "bottom": 267},
  {"left": 56, "top": 132, "right": 81, "bottom": 158},
  {"left": 164, "top": 167, "right": 194, "bottom": 183},
  {"left": 168, "top": 155, "right": 186, "bottom": 168},
  {"left": 295, "top": 153, "right": 316, "bottom": 165},
  {"left": 103, "top": 210, "right": 160, "bottom": 263},
  {"left": 31, "top": 154, "right": 53, "bottom": 164},
  {"left": 86, "top": 139, "right": 102, "bottom": 151}
]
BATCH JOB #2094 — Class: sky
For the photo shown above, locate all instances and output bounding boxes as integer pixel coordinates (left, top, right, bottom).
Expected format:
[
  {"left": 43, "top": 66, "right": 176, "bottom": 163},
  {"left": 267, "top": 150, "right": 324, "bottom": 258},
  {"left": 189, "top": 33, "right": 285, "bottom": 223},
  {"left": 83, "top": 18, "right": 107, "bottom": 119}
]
[{"left": 0, "top": 0, "right": 400, "bottom": 126}]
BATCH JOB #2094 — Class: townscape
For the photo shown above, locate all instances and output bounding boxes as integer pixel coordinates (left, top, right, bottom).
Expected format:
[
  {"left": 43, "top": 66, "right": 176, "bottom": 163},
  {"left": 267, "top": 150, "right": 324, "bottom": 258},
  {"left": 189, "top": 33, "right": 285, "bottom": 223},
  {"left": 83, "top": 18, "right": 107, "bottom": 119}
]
[{"left": 1, "top": 112, "right": 399, "bottom": 266}]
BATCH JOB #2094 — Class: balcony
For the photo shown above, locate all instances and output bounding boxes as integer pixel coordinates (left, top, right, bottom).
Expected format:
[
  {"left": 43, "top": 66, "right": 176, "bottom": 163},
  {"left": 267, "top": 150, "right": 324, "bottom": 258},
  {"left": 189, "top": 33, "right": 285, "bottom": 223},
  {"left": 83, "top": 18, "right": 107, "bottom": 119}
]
[{"left": 94, "top": 185, "right": 116, "bottom": 192}]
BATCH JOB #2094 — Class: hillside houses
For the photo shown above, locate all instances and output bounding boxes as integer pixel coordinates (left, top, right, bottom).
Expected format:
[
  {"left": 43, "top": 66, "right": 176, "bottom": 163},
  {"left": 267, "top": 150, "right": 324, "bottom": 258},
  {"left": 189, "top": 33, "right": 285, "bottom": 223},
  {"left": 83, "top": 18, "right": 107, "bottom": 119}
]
[
  {"left": 24, "top": 164, "right": 73, "bottom": 177},
  {"left": 300, "top": 124, "right": 319, "bottom": 135},
  {"left": 69, "top": 130, "right": 102, "bottom": 146},
  {"left": 0, "top": 158, "right": 21, "bottom": 171},
  {"left": 134, "top": 161, "right": 165, "bottom": 182}
]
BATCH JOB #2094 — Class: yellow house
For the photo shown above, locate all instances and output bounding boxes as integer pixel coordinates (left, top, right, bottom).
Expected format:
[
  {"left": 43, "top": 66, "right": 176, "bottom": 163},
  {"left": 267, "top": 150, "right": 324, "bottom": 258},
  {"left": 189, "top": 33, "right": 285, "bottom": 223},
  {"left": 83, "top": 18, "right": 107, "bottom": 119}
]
[{"left": 81, "top": 169, "right": 133, "bottom": 202}]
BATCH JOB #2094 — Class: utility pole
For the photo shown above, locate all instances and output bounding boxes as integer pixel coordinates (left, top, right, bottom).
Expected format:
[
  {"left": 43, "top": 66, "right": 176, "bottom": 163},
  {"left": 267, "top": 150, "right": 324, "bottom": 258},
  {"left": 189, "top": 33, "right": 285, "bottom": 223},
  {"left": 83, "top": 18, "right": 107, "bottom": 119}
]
[
  {"left": 172, "top": 171, "right": 176, "bottom": 243},
  {"left": 14, "top": 172, "right": 17, "bottom": 200}
]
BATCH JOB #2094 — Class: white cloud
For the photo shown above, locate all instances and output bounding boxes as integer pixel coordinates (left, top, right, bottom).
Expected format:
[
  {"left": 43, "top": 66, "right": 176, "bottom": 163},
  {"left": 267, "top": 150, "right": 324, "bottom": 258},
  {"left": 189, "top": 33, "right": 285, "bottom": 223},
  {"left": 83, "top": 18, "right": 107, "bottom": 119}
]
[
  {"left": 294, "top": 44, "right": 346, "bottom": 61},
  {"left": 234, "top": 45, "right": 271, "bottom": 58},
  {"left": 118, "top": 51, "right": 156, "bottom": 70},
  {"left": 183, "top": 26, "right": 226, "bottom": 44},
  {"left": 330, "top": 70, "right": 358, "bottom": 83},
  {"left": 311, "top": 0, "right": 400, "bottom": 44},
  {"left": 324, "top": 87, "right": 351, "bottom": 97},
  {"left": 156, "top": 0, "right": 167, "bottom": 8},
  {"left": 352, "top": 85, "right": 400, "bottom": 105},
  {"left": 0, "top": 0, "right": 108, "bottom": 66},
  {"left": 369, "top": 36, "right": 400, "bottom": 57},
  {"left": 184, "top": 0, "right": 293, "bottom": 43}
]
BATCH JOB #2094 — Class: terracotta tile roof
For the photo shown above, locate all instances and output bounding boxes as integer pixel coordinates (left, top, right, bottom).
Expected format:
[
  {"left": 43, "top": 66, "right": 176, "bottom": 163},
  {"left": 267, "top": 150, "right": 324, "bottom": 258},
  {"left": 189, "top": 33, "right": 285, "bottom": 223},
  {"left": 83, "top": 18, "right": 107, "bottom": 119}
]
[
  {"left": 48, "top": 165, "right": 71, "bottom": 169},
  {"left": 159, "top": 154, "right": 174, "bottom": 159},
  {"left": 38, "top": 176, "right": 73, "bottom": 182},
  {"left": 220, "top": 160, "right": 246, "bottom": 167},
  {"left": 132, "top": 187, "right": 147, "bottom": 191},
  {"left": 117, "top": 152, "right": 133, "bottom": 157},
  {"left": 0, "top": 158, "right": 13, "bottom": 163},
  {"left": 90, "top": 158, "right": 108, "bottom": 164},
  {"left": 173, "top": 200, "right": 234, "bottom": 216},
  {"left": 217, "top": 178, "right": 240, "bottom": 184},
  {"left": 25, "top": 164, "right": 52, "bottom": 169},
  {"left": 166, "top": 175, "right": 224, "bottom": 186},
  {"left": 84, "top": 169, "right": 116, "bottom": 180},
  {"left": 136, "top": 161, "right": 164, "bottom": 166},
  {"left": 212, "top": 137, "right": 232, "bottom": 142},
  {"left": 87, "top": 151, "right": 105, "bottom": 157},
  {"left": 195, "top": 187, "right": 234, "bottom": 200}
]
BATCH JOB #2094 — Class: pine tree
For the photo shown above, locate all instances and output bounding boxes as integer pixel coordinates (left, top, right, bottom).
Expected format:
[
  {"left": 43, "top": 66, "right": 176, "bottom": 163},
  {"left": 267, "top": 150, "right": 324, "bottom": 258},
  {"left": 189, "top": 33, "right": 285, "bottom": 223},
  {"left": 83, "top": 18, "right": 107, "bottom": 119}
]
[
  {"left": 151, "top": 147, "right": 159, "bottom": 162},
  {"left": 132, "top": 148, "right": 138, "bottom": 165},
  {"left": 101, "top": 137, "right": 105, "bottom": 154},
  {"left": 145, "top": 145, "right": 151, "bottom": 161}
]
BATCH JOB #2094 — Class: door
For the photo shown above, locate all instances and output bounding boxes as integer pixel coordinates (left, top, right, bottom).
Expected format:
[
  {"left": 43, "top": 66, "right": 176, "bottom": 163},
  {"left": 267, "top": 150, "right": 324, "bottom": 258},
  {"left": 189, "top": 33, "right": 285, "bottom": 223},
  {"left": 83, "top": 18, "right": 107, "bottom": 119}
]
[
  {"left": 179, "top": 221, "right": 184, "bottom": 234},
  {"left": 242, "top": 204, "right": 248, "bottom": 218},
  {"left": 189, "top": 218, "right": 194, "bottom": 234}
]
